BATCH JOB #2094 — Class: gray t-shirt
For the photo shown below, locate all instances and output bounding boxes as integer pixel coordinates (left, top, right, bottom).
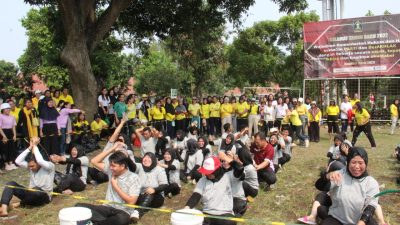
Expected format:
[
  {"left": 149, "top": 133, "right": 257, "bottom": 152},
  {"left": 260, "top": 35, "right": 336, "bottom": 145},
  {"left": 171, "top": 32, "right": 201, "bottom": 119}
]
[
  {"left": 283, "top": 136, "right": 293, "bottom": 156},
  {"left": 103, "top": 160, "right": 141, "bottom": 216},
  {"left": 135, "top": 163, "right": 168, "bottom": 194},
  {"left": 194, "top": 174, "right": 234, "bottom": 215},
  {"left": 244, "top": 164, "right": 259, "bottom": 190},
  {"left": 226, "top": 170, "right": 245, "bottom": 200},
  {"left": 139, "top": 136, "right": 157, "bottom": 157},
  {"left": 273, "top": 145, "right": 283, "bottom": 165},
  {"left": 181, "top": 150, "right": 204, "bottom": 173},
  {"left": 328, "top": 169, "right": 379, "bottom": 225},
  {"left": 160, "top": 159, "right": 181, "bottom": 187}
]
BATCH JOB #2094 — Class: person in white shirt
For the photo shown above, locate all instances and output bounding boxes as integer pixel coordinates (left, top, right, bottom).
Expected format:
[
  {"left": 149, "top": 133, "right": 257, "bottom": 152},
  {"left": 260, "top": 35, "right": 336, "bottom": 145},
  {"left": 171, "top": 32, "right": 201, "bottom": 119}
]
[
  {"left": 340, "top": 95, "right": 352, "bottom": 133},
  {"left": 265, "top": 100, "right": 275, "bottom": 132}
]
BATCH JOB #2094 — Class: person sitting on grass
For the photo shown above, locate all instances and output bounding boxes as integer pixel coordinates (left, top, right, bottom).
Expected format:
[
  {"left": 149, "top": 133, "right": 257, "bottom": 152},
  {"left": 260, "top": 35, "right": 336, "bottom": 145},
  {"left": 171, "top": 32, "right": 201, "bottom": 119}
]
[
  {"left": 0, "top": 137, "right": 55, "bottom": 217},
  {"left": 50, "top": 144, "right": 89, "bottom": 195},
  {"left": 158, "top": 149, "right": 181, "bottom": 198},
  {"left": 184, "top": 156, "right": 241, "bottom": 225},
  {"left": 180, "top": 139, "right": 204, "bottom": 183},
  {"left": 77, "top": 142, "right": 141, "bottom": 224}
]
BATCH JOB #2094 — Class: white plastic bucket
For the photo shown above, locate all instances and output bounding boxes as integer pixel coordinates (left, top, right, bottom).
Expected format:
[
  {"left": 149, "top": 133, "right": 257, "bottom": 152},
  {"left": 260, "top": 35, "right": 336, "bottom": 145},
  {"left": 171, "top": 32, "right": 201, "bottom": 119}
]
[
  {"left": 59, "top": 207, "right": 92, "bottom": 225},
  {"left": 171, "top": 208, "right": 204, "bottom": 225}
]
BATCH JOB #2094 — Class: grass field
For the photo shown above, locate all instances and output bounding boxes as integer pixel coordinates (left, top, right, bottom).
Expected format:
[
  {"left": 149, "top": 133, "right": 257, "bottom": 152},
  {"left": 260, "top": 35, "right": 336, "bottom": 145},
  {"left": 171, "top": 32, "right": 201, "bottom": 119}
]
[{"left": 0, "top": 125, "right": 399, "bottom": 225}]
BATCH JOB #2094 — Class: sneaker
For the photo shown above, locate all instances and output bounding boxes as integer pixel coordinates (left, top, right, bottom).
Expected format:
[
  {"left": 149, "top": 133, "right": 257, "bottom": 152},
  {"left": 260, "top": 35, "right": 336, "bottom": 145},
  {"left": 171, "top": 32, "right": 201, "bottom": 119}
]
[
  {"left": 371, "top": 147, "right": 376, "bottom": 151},
  {"left": 192, "top": 179, "right": 197, "bottom": 185},
  {"left": 305, "top": 139, "right": 310, "bottom": 148},
  {"left": 291, "top": 143, "right": 297, "bottom": 147},
  {"left": 130, "top": 210, "right": 139, "bottom": 222}
]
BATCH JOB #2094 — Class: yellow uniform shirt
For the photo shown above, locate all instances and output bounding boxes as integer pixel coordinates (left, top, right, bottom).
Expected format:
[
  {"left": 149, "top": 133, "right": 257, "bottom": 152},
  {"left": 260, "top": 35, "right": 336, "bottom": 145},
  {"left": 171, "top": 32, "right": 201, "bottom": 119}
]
[
  {"left": 188, "top": 103, "right": 201, "bottom": 117},
  {"left": 390, "top": 104, "right": 398, "bottom": 117},
  {"left": 32, "top": 97, "right": 40, "bottom": 109},
  {"left": 220, "top": 103, "right": 233, "bottom": 118},
  {"left": 296, "top": 104, "right": 308, "bottom": 116},
  {"left": 308, "top": 109, "right": 322, "bottom": 122},
  {"left": 249, "top": 104, "right": 259, "bottom": 115},
  {"left": 53, "top": 97, "right": 60, "bottom": 107},
  {"left": 209, "top": 102, "right": 221, "bottom": 118},
  {"left": 172, "top": 102, "right": 178, "bottom": 108},
  {"left": 90, "top": 120, "right": 108, "bottom": 135},
  {"left": 10, "top": 107, "right": 21, "bottom": 123},
  {"left": 73, "top": 120, "right": 89, "bottom": 135},
  {"left": 201, "top": 104, "right": 210, "bottom": 119},
  {"left": 290, "top": 110, "right": 302, "bottom": 126},
  {"left": 236, "top": 102, "right": 250, "bottom": 118},
  {"left": 126, "top": 103, "right": 137, "bottom": 119},
  {"left": 355, "top": 109, "right": 370, "bottom": 126},
  {"left": 59, "top": 94, "right": 74, "bottom": 104},
  {"left": 176, "top": 112, "right": 186, "bottom": 121},
  {"left": 326, "top": 105, "right": 340, "bottom": 116},
  {"left": 151, "top": 107, "right": 166, "bottom": 120}
]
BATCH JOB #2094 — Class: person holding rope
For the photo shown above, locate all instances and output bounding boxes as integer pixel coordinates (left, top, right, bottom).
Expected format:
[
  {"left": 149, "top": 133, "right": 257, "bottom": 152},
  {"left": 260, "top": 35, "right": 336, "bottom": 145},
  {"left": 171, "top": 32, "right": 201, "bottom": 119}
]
[{"left": 0, "top": 137, "right": 55, "bottom": 217}]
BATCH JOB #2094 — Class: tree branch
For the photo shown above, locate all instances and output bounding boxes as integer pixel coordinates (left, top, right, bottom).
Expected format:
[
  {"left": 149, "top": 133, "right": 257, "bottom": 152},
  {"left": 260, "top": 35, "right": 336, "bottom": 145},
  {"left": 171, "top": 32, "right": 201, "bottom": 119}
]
[{"left": 88, "top": 0, "right": 134, "bottom": 52}]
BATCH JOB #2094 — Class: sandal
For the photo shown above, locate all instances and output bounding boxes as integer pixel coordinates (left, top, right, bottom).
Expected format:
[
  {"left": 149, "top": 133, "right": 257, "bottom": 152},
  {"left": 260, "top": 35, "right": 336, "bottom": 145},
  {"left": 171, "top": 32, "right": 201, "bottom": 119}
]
[{"left": 297, "top": 216, "right": 316, "bottom": 225}]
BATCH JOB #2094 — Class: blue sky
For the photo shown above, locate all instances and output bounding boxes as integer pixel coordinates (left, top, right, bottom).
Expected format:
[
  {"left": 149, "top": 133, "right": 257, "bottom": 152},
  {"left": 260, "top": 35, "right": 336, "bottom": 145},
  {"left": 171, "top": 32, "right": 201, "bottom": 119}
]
[{"left": 1, "top": 0, "right": 399, "bottom": 65}]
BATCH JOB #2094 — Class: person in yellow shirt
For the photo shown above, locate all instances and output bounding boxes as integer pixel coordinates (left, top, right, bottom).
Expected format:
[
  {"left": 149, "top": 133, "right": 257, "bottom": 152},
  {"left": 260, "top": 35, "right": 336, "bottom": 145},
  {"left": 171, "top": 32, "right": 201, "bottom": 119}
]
[
  {"left": 209, "top": 96, "right": 221, "bottom": 136},
  {"left": 248, "top": 98, "right": 259, "bottom": 137},
  {"left": 349, "top": 93, "right": 360, "bottom": 132},
  {"left": 188, "top": 97, "right": 201, "bottom": 127},
  {"left": 32, "top": 90, "right": 41, "bottom": 109},
  {"left": 7, "top": 100, "right": 21, "bottom": 123},
  {"left": 200, "top": 98, "right": 210, "bottom": 135},
  {"left": 53, "top": 90, "right": 61, "bottom": 106},
  {"left": 220, "top": 97, "right": 233, "bottom": 133},
  {"left": 236, "top": 96, "right": 249, "bottom": 132},
  {"left": 90, "top": 114, "right": 109, "bottom": 141},
  {"left": 165, "top": 97, "right": 176, "bottom": 138},
  {"left": 151, "top": 99, "right": 166, "bottom": 130},
  {"left": 72, "top": 112, "right": 89, "bottom": 143},
  {"left": 351, "top": 102, "right": 376, "bottom": 149},
  {"left": 307, "top": 101, "right": 321, "bottom": 142},
  {"left": 326, "top": 99, "right": 340, "bottom": 138},
  {"left": 296, "top": 98, "right": 309, "bottom": 135},
  {"left": 175, "top": 98, "right": 187, "bottom": 132},
  {"left": 230, "top": 97, "right": 237, "bottom": 132},
  {"left": 59, "top": 87, "right": 74, "bottom": 105},
  {"left": 287, "top": 105, "right": 309, "bottom": 147},
  {"left": 390, "top": 99, "right": 399, "bottom": 135}
]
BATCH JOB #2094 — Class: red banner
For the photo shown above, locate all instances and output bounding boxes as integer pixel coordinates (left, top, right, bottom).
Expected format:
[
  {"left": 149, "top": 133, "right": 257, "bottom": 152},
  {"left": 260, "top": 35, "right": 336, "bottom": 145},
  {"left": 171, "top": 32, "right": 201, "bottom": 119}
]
[{"left": 304, "top": 14, "right": 400, "bottom": 78}]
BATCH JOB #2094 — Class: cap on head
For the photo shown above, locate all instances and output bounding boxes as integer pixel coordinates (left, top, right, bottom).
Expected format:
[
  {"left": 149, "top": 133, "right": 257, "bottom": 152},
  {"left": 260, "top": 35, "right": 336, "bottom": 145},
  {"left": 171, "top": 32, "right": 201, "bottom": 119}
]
[
  {"left": 0, "top": 103, "right": 11, "bottom": 111},
  {"left": 198, "top": 156, "right": 221, "bottom": 175}
]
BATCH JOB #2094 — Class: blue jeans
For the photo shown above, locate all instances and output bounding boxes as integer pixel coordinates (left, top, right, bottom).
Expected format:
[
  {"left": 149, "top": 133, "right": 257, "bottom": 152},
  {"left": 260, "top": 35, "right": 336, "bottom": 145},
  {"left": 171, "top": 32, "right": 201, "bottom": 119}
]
[{"left": 60, "top": 128, "right": 67, "bottom": 155}]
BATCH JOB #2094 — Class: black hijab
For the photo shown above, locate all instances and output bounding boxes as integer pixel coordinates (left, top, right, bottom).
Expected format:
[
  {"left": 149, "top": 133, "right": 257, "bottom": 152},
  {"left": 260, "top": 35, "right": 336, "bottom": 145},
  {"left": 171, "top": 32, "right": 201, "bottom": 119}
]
[
  {"left": 142, "top": 152, "right": 158, "bottom": 172},
  {"left": 236, "top": 140, "right": 253, "bottom": 166},
  {"left": 164, "top": 148, "right": 177, "bottom": 166},
  {"left": 176, "top": 129, "right": 185, "bottom": 141},
  {"left": 346, "top": 147, "right": 369, "bottom": 179},
  {"left": 39, "top": 97, "right": 59, "bottom": 120},
  {"left": 207, "top": 167, "right": 225, "bottom": 183},
  {"left": 165, "top": 102, "right": 175, "bottom": 115},
  {"left": 220, "top": 134, "right": 235, "bottom": 153},
  {"left": 155, "top": 130, "right": 169, "bottom": 157},
  {"left": 183, "top": 139, "right": 199, "bottom": 172}
]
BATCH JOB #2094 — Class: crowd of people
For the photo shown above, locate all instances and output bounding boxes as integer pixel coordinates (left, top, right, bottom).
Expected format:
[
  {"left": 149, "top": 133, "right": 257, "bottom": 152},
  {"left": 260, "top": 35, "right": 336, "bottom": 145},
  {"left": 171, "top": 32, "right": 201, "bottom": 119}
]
[{"left": 0, "top": 86, "right": 398, "bottom": 225}]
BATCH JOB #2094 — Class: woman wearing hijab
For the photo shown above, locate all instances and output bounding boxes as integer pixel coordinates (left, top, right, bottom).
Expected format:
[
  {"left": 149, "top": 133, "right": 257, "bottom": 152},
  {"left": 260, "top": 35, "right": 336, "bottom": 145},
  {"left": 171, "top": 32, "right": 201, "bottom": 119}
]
[
  {"left": 134, "top": 152, "right": 168, "bottom": 219},
  {"left": 180, "top": 139, "right": 204, "bottom": 183},
  {"left": 158, "top": 149, "right": 181, "bottom": 197},
  {"left": 198, "top": 136, "right": 212, "bottom": 164},
  {"left": 50, "top": 145, "right": 89, "bottom": 194},
  {"left": 155, "top": 129, "right": 170, "bottom": 160},
  {"left": 219, "top": 133, "right": 236, "bottom": 155},
  {"left": 17, "top": 99, "right": 39, "bottom": 142},
  {"left": 39, "top": 97, "right": 60, "bottom": 155},
  {"left": 319, "top": 147, "right": 380, "bottom": 225},
  {"left": 185, "top": 156, "right": 242, "bottom": 225},
  {"left": 235, "top": 140, "right": 259, "bottom": 199}
]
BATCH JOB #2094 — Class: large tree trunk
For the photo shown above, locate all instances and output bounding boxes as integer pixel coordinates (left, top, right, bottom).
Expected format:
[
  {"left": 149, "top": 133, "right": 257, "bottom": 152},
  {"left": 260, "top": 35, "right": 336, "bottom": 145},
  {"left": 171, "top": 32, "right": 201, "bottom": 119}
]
[{"left": 60, "top": 37, "right": 99, "bottom": 120}]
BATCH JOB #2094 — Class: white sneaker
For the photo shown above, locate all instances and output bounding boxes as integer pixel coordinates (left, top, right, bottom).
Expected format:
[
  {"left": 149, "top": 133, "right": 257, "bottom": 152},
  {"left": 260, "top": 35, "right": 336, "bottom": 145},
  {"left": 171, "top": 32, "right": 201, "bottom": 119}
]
[
  {"left": 305, "top": 139, "right": 310, "bottom": 148},
  {"left": 130, "top": 210, "right": 139, "bottom": 222}
]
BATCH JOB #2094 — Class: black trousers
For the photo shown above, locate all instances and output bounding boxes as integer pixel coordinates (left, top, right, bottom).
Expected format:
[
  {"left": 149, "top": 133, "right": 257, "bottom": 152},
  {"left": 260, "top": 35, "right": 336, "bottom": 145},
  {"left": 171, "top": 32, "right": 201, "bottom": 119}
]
[
  {"left": 42, "top": 123, "right": 59, "bottom": 155},
  {"left": 1, "top": 181, "right": 50, "bottom": 206},
  {"left": 257, "top": 168, "right": 277, "bottom": 185},
  {"left": 242, "top": 182, "right": 258, "bottom": 198},
  {"left": 166, "top": 121, "right": 175, "bottom": 139},
  {"left": 315, "top": 191, "right": 331, "bottom": 220},
  {"left": 327, "top": 115, "right": 339, "bottom": 134},
  {"left": 54, "top": 173, "right": 86, "bottom": 193},
  {"left": 164, "top": 183, "right": 180, "bottom": 196},
  {"left": 175, "top": 119, "right": 186, "bottom": 133},
  {"left": 88, "top": 167, "right": 109, "bottom": 184},
  {"left": 76, "top": 203, "right": 130, "bottom": 225},
  {"left": 274, "top": 118, "right": 282, "bottom": 130},
  {"left": 321, "top": 215, "right": 377, "bottom": 225},
  {"left": 180, "top": 169, "right": 202, "bottom": 182},
  {"left": 278, "top": 153, "right": 291, "bottom": 166},
  {"left": 351, "top": 122, "right": 376, "bottom": 147},
  {"left": 201, "top": 118, "right": 209, "bottom": 136},
  {"left": 137, "top": 193, "right": 165, "bottom": 217},
  {"left": 308, "top": 121, "right": 320, "bottom": 142},
  {"left": 0, "top": 129, "right": 17, "bottom": 163},
  {"left": 209, "top": 117, "right": 218, "bottom": 135},
  {"left": 233, "top": 197, "right": 247, "bottom": 217},
  {"left": 203, "top": 213, "right": 237, "bottom": 225}
]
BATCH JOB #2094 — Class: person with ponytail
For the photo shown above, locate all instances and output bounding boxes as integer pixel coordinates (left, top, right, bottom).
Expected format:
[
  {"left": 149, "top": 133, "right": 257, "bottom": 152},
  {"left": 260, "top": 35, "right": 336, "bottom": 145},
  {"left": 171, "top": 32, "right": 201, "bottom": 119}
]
[
  {"left": 78, "top": 141, "right": 141, "bottom": 224},
  {"left": 50, "top": 145, "right": 89, "bottom": 194},
  {"left": 134, "top": 152, "right": 168, "bottom": 219},
  {"left": 158, "top": 149, "right": 181, "bottom": 197}
]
